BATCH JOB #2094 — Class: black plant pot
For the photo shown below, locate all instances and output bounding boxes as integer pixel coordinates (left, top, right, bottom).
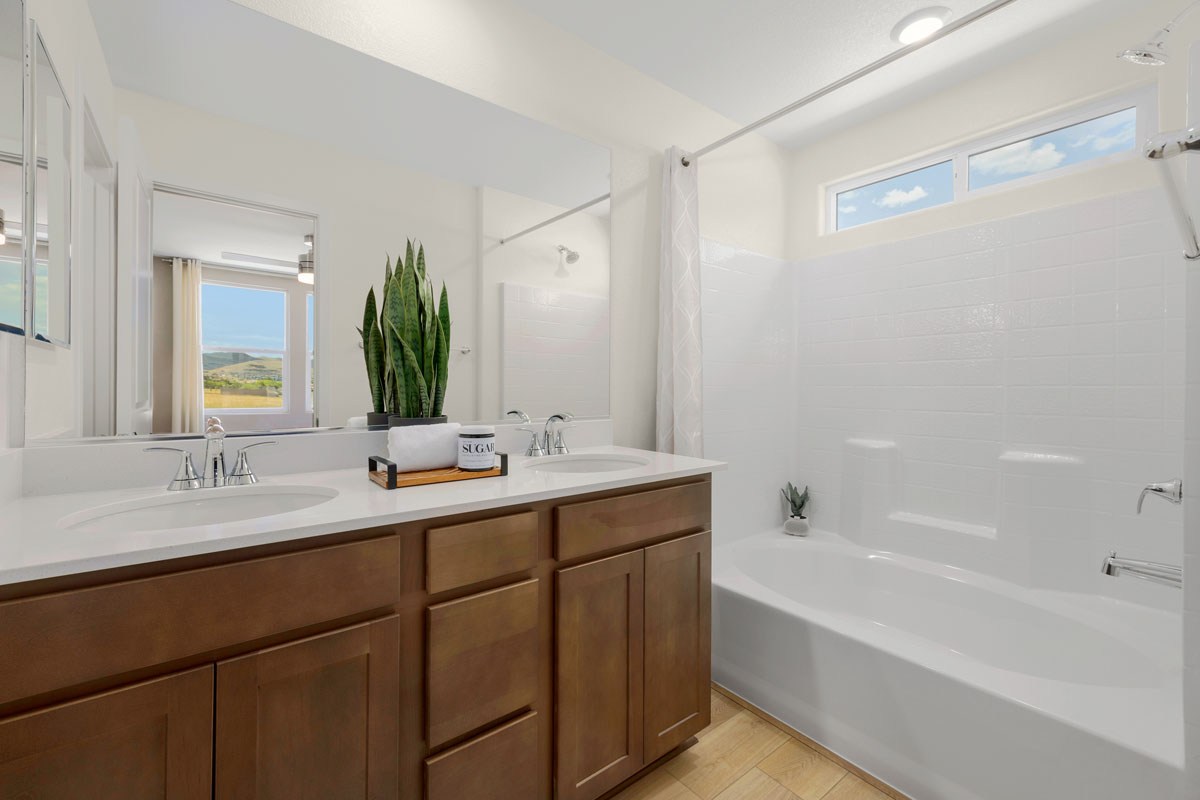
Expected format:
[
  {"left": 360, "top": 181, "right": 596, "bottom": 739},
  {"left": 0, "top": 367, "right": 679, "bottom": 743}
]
[
  {"left": 388, "top": 415, "right": 449, "bottom": 428},
  {"left": 366, "top": 413, "right": 391, "bottom": 429}
]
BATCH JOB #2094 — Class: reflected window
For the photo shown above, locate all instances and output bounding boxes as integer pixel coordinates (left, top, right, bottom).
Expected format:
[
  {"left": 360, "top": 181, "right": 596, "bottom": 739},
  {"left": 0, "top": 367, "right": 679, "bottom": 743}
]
[{"left": 201, "top": 283, "right": 287, "bottom": 411}]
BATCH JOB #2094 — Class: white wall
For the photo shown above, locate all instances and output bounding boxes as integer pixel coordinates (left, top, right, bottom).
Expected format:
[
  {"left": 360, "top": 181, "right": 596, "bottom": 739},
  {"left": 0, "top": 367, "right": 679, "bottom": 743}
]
[
  {"left": 699, "top": 240, "right": 793, "bottom": 546},
  {"left": 789, "top": 0, "right": 1193, "bottom": 260},
  {"left": 232, "top": 0, "right": 792, "bottom": 449}
]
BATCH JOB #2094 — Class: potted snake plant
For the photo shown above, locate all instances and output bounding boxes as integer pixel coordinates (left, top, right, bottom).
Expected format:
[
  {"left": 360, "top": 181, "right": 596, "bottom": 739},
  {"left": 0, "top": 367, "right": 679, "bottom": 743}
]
[
  {"left": 781, "top": 482, "right": 810, "bottom": 536},
  {"left": 358, "top": 240, "right": 451, "bottom": 427}
]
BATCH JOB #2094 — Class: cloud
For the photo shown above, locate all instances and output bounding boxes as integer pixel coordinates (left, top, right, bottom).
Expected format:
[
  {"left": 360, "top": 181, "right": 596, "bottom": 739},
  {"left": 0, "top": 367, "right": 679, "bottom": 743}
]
[
  {"left": 971, "top": 140, "right": 1065, "bottom": 176},
  {"left": 1090, "top": 124, "right": 1135, "bottom": 153},
  {"left": 874, "top": 185, "right": 928, "bottom": 208},
  {"left": 838, "top": 204, "right": 857, "bottom": 214}
]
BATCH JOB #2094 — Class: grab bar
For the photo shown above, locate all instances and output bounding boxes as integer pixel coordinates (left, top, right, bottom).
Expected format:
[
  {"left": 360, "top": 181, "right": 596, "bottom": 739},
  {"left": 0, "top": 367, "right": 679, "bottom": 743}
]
[{"left": 1101, "top": 551, "right": 1182, "bottom": 589}]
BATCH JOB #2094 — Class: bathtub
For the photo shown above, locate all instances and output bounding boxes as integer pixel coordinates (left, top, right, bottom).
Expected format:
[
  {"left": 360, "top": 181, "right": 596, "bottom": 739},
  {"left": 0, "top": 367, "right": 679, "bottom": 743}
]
[{"left": 712, "top": 529, "right": 1183, "bottom": 800}]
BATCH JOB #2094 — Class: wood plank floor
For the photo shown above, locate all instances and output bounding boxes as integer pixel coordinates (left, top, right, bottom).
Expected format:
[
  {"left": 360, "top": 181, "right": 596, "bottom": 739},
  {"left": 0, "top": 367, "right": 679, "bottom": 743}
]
[{"left": 614, "top": 688, "right": 906, "bottom": 800}]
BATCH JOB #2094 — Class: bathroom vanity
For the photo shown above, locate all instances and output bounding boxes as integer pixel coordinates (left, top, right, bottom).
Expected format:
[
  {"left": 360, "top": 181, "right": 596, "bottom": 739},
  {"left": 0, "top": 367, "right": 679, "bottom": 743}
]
[{"left": 0, "top": 449, "right": 717, "bottom": 800}]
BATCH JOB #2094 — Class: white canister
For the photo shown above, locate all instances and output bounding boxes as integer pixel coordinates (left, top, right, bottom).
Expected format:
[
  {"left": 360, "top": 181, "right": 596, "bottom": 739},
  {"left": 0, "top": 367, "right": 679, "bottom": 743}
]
[{"left": 458, "top": 425, "right": 497, "bottom": 471}]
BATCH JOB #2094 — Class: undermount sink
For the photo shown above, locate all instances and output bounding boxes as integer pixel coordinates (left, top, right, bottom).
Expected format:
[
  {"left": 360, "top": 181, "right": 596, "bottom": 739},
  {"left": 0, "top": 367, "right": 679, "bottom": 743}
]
[
  {"left": 525, "top": 453, "right": 651, "bottom": 474},
  {"left": 59, "top": 484, "right": 340, "bottom": 534}
]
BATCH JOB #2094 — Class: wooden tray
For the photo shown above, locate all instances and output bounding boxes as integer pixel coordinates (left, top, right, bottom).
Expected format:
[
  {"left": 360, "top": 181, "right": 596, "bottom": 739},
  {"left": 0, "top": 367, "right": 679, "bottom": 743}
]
[{"left": 368, "top": 453, "right": 508, "bottom": 489}]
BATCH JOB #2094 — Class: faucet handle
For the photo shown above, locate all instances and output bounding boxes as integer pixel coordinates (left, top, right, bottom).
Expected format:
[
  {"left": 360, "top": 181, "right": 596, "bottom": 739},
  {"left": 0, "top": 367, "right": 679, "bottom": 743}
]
[
  {"left": 227, "top": 441, "right": 276, "bottom": 486},
  {"left": 144, "top": 446, "right": 202, "bottom": 491},
  {"left": 1137, "top": 478, "right": 1183, "bottom": 513},
  {"left": 205, "top": 416, "right": 225, "bottom": 437},
  {"left": 506, "top": 410, "right": 530, "bottom": 424},
  {"left": 516, "top": 427, "right": 547, "bottom": 457}
]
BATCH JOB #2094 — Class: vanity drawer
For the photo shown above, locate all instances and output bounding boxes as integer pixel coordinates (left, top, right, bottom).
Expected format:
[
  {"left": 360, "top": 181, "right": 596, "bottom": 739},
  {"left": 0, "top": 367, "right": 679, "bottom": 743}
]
[
  {"left": 424, "top": 711, "right": 538, "bottom": 800},
  {"left": 426, "top": 578, "right": 539, "bottom": 748},
  {"left": 0, "top": 536, "right": 400, "bottom": 707},
  {"left": 426, "top": 511, "right": 539, "bottom": 594},
  {"left": 554, "top": 480, "right": 711, "bottom": 561}
]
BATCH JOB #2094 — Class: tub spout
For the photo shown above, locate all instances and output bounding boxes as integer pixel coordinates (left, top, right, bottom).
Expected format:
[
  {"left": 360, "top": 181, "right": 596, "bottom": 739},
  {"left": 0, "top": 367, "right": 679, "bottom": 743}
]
[{"left": 1101, "top": 551, "right": 1182, "bottom": 589}]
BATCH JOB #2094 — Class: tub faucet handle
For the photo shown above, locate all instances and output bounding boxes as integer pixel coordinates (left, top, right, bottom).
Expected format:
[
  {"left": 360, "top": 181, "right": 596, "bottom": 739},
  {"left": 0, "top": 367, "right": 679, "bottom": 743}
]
[{"left": 1137, "top": 478, "right": 1182, "bottom": 513}]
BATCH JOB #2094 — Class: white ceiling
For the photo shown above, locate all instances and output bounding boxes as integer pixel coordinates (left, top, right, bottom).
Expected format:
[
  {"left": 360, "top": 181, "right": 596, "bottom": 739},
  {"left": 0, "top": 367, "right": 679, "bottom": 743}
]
[
  {"left": 153, "top": 191, "right": 314, "bottom": 274},
  {"left": 87, "top": 0, "right": 611, "bottom": 210},
  {"left": 509, "top": 0, "right": 1137, "bottom": 148}
]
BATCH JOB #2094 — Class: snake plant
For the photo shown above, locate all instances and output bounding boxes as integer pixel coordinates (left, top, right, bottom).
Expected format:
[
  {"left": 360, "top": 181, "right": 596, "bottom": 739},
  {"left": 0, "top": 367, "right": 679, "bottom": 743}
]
[{"left": 358, "top": 240, "right": 451, "bottom": 418}]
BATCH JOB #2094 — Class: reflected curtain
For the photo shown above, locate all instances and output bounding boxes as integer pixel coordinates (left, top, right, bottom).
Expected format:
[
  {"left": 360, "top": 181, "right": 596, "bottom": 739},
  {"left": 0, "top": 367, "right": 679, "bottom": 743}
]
[
  {"left": 655, "top": 146, "right": 704, "bottom": 457},
  {"left": 171, "top": 257, "right": 203, "bottom": 433}
]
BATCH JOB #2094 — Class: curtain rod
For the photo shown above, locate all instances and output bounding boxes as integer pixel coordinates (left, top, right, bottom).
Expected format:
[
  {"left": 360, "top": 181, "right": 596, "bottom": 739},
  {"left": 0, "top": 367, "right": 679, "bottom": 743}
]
[
  {"left": 499, "top": 192, "right": 610, "bottom": 244},
  {"left": 681, "top": 0, "right": 1021, "bottom": 166}
]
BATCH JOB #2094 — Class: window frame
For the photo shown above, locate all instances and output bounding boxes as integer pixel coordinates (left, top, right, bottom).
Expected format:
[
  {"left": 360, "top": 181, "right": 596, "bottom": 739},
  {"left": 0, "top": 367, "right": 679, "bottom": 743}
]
[{"left": 825, "top": 86, "right": 1157, "bottom": 234}]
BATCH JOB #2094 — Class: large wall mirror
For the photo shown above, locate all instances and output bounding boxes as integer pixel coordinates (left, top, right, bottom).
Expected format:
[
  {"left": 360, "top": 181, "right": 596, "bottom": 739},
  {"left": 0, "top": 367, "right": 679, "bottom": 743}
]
[
  {"left": 0, "top": 0, "right": 22, "bottom": 336},
  {"left": 24, "top": 0, "right": 611, "bottom": 442}
]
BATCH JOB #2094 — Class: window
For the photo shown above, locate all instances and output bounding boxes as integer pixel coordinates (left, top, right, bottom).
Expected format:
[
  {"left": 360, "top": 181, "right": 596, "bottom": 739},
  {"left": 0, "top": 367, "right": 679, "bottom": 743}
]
[
  {"left": 827, "top": 89, "right": 1153, "bottom": 233},
  {"left": 836, "top": 160, "right": 954, "bottom": 231},
  {"left": 968, "top": 107, "right": 1136, "bottom": 190},
  {"left": 201, "top": 283, "right": 287, "bottom": 411}
]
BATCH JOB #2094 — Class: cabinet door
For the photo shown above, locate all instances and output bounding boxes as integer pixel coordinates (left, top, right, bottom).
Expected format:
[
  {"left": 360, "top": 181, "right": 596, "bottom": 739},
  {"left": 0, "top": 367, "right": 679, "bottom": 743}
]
[
  {"left": 0, "top": 666, "right": 213, "bottom": 800},
  {"left": 214, "top": 616, "right": 400, "bottom": 800},
  {"left": 555, "top": 550, "right": 644, "bottom": 800},
  {"left": 643, "top": 531, "right": 712, "bottom": 762}
]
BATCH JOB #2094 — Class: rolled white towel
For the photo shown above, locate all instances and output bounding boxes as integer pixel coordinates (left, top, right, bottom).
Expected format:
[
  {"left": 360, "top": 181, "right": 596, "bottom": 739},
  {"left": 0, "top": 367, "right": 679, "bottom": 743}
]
[{"left": 387, "top": 422, "right": 461, "bottom": 472}]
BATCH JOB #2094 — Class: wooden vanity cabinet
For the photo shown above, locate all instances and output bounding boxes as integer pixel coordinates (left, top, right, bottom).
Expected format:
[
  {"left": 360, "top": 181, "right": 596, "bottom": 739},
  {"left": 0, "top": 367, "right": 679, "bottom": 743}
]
[
  {"left": 0, "top": 666, "right": 214, "bottom": 800},
  {"left": 214, "top": 616, "right": 400, "bottom": 800},
  {"left": 0, "top": 474, "right": 712, "bottom": 800},
  {"left": 554, "top": 531, "right": 711, "bottom": 800}
]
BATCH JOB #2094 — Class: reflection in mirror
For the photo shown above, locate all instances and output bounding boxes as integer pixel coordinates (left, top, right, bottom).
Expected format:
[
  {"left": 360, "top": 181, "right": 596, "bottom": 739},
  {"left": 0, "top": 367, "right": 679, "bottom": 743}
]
[
  {"left": 24, "top": 0, "right": 611, "bottom": 441},
  {"left": 0, "top": 0, "right": 22, "bottom": 334},
  {"left": 31, "top": 28, "right": 70, "bottom": 344},
  {"left": 152, "top": 189, "right": 317, "bottom": 434}
]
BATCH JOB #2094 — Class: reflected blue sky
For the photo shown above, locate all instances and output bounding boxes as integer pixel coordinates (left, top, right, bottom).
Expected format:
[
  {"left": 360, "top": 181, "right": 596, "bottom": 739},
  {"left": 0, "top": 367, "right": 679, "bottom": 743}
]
[{"left": 202, "top": 283, "right": 286, "bottom": 350}]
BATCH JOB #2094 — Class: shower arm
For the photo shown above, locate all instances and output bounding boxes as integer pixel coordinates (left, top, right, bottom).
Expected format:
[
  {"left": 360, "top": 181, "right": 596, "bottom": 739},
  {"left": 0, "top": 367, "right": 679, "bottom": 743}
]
[{"left": 1145, "top": 129, "right": 1200, "bottom": 260}]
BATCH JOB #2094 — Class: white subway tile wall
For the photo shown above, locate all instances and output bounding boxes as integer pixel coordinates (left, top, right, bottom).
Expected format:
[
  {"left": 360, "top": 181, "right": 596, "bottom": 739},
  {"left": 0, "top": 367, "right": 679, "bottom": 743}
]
[
  {"left": 500, "top": 282, "right": 610, "bottom": 419},
  {"left": 703, "top": 189, "right": 1183, "bottom": 607},
  {"left": 700, "top": 240, "right": 794, "bottom": 545}
]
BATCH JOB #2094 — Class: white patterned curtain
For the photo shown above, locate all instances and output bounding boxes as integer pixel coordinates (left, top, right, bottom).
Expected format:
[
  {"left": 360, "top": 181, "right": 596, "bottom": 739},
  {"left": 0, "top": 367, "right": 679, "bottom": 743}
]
[
  {"left": 171, "top": 257, "right": 204, "bottom": 433},
  {"left": 656, "top": 146, "right": 704, "bottom": 457}
]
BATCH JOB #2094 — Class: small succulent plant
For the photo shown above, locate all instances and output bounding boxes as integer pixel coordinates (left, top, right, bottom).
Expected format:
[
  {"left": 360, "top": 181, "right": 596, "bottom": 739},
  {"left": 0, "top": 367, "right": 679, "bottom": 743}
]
[{"left": 781, "top": 482, "right": 809, "bottom": 518}]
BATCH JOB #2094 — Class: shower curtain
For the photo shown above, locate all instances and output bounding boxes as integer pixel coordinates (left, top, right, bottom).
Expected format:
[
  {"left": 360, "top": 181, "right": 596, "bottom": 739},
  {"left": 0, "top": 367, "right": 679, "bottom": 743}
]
[
  {"left": 656, "top": 145, "right": 704, "bottom": 457},
  {"left": 171, "top": 257, "right": 203, "bottom": 433}
]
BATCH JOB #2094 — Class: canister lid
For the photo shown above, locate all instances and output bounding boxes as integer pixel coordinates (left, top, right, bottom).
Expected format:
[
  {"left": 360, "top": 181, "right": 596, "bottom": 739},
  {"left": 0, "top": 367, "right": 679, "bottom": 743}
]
[{"left": 459, "top": 424, "right": 495, "bottom": 436}]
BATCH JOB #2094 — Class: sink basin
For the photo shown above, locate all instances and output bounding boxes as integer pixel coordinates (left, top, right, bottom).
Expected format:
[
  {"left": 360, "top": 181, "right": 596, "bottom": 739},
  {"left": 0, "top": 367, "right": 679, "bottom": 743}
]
[
  {"left": 525, "top": 454, "right": 650, "bottom": 474},
  {"left": 59, "top": 484, "right": 340, "bottom": 534}
]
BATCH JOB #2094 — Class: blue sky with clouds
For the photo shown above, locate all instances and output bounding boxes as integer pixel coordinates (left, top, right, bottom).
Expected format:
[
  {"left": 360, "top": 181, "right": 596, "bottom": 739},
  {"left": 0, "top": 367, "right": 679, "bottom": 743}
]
[{"left": 836, "top": 107, "right": 1136, "bottom": 231}]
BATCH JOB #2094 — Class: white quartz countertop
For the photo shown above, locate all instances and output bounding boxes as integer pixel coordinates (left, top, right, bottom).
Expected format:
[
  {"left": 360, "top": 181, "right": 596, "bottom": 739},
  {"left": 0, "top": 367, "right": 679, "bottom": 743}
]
[{"left": 0, "top": 446, "right": 724, "bottom": 586}]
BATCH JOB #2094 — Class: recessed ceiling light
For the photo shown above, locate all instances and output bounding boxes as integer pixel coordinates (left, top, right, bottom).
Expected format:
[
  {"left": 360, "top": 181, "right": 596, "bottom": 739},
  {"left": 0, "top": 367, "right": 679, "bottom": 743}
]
[{"left": 892, "top": 7, "right": 953, "bottom": 45}]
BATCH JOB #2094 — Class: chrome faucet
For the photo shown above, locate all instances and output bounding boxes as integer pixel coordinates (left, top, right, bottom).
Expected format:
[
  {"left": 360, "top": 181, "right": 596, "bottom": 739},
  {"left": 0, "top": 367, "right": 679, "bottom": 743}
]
[
  {"left": 146, "top": 417, "right": 276, "bottom": 491},
  {"left": 544, "top": 413, "right": 573, "bottom": 455},
  {"left": 202, "top": 417, "right": 228, "bottom": 488},
  {"left": 1101, "top": 551, "right": 1182, "bottom": 589},
  {"left": 1137, "top": 478, "right": 1182, "bottom": 513},
  {"left": 508, "top": 410, "right": 546, "bottom": 457}
]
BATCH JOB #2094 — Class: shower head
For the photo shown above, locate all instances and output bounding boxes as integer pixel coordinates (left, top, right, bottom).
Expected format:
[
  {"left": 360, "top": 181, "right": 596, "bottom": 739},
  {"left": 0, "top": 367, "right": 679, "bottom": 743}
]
[
  {"left": 1118, "top": 28, "right": 1172, "bottom": 66},
  {"left": 1119, "top": 1, "right": 1200, "bottom": 66},
  {"left": 557, "top": 245, "right": 580, "bottom": 264}
]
